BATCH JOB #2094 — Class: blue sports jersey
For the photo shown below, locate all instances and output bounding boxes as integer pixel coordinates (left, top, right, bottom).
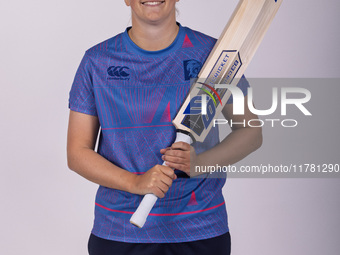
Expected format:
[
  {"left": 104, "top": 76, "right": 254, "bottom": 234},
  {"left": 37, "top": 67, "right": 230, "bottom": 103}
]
[{"left": 69, "top": 24, "right": 249, "bottom": 243}]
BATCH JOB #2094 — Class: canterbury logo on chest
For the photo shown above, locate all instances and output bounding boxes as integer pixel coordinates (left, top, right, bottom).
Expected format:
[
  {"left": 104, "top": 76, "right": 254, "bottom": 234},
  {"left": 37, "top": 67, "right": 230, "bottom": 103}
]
[{"left": 107, "top": 66, "right": 130, "bottom": 81}]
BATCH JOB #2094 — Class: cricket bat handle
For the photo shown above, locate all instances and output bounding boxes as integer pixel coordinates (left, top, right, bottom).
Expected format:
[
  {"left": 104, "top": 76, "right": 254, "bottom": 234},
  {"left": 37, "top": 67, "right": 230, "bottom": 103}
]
[{"left": 130, "top": 131, "right": 192, "bottom": 228}]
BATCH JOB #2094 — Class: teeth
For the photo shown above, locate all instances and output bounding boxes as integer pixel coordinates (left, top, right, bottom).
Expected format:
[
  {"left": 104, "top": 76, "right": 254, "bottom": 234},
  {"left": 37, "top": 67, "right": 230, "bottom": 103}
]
[{"left": 143, "top": 1, "right": 163, "bottom": 6}]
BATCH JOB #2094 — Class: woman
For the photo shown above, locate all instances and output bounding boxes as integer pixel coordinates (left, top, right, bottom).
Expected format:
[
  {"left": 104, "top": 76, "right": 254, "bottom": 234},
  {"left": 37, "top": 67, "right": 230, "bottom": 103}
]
[{"left": 67, "top": 0, "right": 262, "bottom": 254}]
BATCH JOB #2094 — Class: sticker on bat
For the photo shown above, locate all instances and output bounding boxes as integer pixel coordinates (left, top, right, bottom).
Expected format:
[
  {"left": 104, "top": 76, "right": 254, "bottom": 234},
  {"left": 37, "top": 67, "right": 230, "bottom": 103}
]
[{"left": 181, "top": 50, "right": 243, "bottom": 136}]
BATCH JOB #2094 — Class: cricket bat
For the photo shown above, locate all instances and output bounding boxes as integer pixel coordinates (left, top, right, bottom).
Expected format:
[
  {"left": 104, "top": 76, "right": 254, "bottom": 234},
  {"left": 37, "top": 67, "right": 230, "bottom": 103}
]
[{"left": 130, "top": 0, "right": 283, "bottom": 228}]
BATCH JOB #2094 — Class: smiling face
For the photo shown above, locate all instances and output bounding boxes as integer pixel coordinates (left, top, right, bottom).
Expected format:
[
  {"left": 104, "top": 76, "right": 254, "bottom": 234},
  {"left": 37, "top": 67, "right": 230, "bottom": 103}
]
[{"left": 125, "top": 0, "right": 179, "bottom": 25}]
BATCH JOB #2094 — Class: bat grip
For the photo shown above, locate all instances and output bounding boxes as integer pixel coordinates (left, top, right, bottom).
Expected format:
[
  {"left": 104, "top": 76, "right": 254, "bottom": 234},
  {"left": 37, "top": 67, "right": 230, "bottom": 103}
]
[{"left": 130, "top": 131, "right": 192, "bottom": 228}]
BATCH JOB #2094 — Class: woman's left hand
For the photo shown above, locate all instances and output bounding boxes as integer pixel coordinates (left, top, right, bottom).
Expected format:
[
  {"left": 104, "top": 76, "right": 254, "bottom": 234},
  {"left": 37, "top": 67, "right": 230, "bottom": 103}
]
[{"left": 160, "top": 142, "right": 197, "bottom": 177}]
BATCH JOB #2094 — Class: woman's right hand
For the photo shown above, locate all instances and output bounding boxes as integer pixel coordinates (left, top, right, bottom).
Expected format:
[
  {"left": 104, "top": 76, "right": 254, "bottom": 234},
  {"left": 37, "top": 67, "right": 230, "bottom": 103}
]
[{"left": 131, "top": 165, "right": 177, "bottom": 198}]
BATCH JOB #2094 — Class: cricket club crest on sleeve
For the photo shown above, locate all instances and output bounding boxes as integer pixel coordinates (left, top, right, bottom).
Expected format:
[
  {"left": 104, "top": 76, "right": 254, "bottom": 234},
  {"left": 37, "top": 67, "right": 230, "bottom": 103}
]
[
  {"left": 183, "top": 59, "right": 202, "bottom": 81},
  {"left": 107, "top": 66, "right": 131, "bottom": 81}
]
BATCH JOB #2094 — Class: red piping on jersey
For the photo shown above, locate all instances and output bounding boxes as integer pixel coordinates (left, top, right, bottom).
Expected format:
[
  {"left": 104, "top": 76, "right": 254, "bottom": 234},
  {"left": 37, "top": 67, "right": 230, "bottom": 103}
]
[
  {"left": 102, "top": 124, "right": 173, "bottom": 130},
  {"left": 95, "top": 201, "right": 225, "bottom": 216}
]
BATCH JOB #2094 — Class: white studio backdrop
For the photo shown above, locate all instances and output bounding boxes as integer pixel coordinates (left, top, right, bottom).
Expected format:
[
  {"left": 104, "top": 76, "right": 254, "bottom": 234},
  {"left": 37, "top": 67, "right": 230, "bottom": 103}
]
[{"left": 0, "top": 1, "right": 339, "bottom": 255}]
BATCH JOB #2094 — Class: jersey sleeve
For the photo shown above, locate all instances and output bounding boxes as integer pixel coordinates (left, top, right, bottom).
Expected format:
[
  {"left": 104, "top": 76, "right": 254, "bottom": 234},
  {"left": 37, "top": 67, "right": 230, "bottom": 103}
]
[
  {"left": 68, "top": 53, "right": 97, "bottom": 116},
  {"left": 226, "top": 75, "right": 249, "bottom": 104}
]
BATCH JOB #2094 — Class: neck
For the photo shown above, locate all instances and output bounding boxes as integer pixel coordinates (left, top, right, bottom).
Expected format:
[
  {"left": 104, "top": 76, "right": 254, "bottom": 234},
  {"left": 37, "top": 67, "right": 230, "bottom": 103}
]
[{"left": 128, "top": 19, "right": 179, "bottom": 51}]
